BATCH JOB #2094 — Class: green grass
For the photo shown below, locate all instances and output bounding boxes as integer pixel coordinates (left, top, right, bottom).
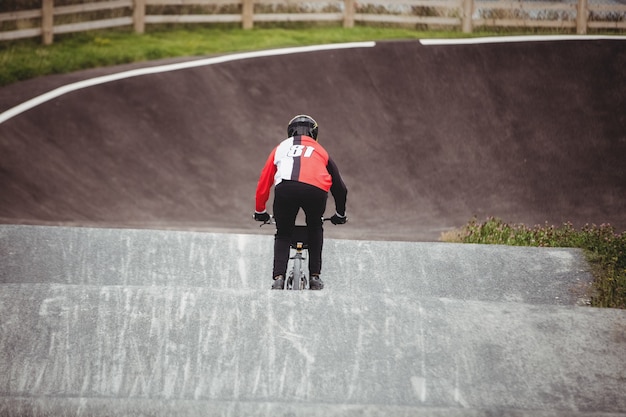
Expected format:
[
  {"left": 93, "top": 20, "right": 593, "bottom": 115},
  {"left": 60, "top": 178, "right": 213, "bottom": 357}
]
[
  {"left": 0, "top": 25, "right": 474, "bottom": 86},
  {"left": 2, "top": 24, "right": 620, "bottom": 87},
  {"left": 444, "top": 217, "right": 626, "bottom": 309}
]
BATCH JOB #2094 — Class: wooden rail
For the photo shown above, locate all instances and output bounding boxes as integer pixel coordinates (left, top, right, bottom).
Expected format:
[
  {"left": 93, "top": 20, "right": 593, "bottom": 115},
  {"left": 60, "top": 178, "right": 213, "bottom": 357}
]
[{"left": 0, "top": 0, "right": 624, "bottom": 45}]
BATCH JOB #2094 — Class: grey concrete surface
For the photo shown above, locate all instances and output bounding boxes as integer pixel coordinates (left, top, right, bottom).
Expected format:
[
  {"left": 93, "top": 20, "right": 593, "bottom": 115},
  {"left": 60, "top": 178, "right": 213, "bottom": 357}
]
[
  {"left": 1, "top": 225, "right": 625, "bottom": 416},
  {"left": 1, "top": 225, "right": 593, "bottom": 305}
]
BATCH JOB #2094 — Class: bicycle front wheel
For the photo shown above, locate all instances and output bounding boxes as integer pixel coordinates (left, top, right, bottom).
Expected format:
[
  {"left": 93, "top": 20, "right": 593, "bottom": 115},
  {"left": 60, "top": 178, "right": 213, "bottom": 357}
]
[{"left": 292, "top": 257, "right": 303, "bottom": 290}]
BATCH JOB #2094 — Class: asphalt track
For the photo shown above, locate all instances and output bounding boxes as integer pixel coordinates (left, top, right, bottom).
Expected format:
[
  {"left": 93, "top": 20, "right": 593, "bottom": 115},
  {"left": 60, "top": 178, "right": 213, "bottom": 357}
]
[
  {"left": 1, "top": 37, "right": 625, "bottom": 239},
  {"left": 1, "top": 37, "right": 626, "bottom": 416}
]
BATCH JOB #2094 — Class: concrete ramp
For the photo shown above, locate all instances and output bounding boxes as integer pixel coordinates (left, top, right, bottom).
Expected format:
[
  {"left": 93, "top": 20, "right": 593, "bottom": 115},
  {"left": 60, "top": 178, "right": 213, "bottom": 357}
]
[{"left": 1, "top": 225, "right": 625, "bottom": 416}]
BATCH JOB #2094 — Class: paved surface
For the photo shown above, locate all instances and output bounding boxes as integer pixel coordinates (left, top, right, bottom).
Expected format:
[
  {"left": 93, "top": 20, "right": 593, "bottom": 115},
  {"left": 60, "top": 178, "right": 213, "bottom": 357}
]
[
  {"left": 0, "top": 225, "right": 594, "bottom": 304},
  {"left": 1, "top": 225, "right": 625, "bottom": 417},
  {"left": 1, "top": 38, "right": 626, "bottom": 416}
]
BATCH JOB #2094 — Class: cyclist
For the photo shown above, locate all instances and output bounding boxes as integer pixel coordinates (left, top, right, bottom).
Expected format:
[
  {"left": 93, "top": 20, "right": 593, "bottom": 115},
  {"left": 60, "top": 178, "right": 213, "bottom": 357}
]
[{"left": 254, "top": 115, "right": 348, "bottom": 290}]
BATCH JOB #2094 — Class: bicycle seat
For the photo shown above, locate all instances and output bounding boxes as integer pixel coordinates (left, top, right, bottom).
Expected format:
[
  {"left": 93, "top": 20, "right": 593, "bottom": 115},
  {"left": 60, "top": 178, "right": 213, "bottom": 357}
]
[{"left": 290, "top": 225, "right": 309, "bottom": 249}]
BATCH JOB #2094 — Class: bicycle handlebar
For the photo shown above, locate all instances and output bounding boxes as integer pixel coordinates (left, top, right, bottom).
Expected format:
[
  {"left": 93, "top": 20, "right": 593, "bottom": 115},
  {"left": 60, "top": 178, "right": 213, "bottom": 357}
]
[
  {"left": 260, "top": 216, "right": 275, "bottom": 227},
  {"left": 260, "top": 215, "right": 335, "bottom": 227}
]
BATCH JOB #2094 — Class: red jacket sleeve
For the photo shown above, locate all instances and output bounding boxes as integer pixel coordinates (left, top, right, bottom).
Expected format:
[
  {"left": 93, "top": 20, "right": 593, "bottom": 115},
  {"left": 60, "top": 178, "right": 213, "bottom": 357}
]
[{"left": 255, "top": 149, "right": 277, "bottom": 212}]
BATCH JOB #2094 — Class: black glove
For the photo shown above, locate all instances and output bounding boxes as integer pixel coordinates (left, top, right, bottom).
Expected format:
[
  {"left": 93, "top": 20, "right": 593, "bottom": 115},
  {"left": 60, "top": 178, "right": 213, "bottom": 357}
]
[
  {"left": 254, "top": 211, "right": 271, "bottom": 222},
  {"left": 330, "top": 212, "right": 347, "bottom": 225}
]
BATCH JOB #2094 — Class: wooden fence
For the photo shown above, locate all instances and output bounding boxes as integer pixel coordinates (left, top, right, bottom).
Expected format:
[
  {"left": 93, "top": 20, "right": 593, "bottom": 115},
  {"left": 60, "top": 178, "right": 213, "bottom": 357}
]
[{"left": 0, "top": 0, "right": 624, "bottom": 45}]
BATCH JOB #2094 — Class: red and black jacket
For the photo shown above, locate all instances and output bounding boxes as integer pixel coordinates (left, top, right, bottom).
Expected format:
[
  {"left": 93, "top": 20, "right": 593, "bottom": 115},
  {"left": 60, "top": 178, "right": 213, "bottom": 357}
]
[{"left": 255, "top": 135, "right": 347, "bottom": 214}]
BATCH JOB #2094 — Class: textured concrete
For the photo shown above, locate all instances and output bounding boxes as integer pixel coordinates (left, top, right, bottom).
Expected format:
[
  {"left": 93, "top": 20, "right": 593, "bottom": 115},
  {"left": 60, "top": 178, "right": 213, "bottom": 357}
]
[
  {"left": 1, "top": 225, "right": 625, "bottom": 417},
  {"left": 1, "top": 225, "right": 593, "bottom": 304}
]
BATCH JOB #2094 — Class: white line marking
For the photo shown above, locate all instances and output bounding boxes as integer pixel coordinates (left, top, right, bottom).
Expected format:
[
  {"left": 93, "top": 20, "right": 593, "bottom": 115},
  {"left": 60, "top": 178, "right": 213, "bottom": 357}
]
[
  {"left": 0, "top": 41, "right": 376, "bottom": 125},
  {"left": 3, "top": 36, "right": 623, "bottom": 124},
  {"left": 420, "top": 35, "right": 626, "bottom": 45}
]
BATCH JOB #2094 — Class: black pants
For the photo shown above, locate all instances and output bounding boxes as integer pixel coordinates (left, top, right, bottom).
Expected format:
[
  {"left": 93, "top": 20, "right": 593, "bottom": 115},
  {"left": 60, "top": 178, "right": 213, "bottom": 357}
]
[{"left": 273, "top": 181, "right": 328, "bottom": 278}]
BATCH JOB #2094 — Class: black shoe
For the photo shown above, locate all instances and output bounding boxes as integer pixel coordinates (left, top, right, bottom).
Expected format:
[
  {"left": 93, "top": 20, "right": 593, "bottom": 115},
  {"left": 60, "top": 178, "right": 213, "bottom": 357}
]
[
  {"left": 271, "top": 275, "right": 285, "bottom": 290},
  {"left": 309, "top": 274, "right": 324, "bottom": 290}
]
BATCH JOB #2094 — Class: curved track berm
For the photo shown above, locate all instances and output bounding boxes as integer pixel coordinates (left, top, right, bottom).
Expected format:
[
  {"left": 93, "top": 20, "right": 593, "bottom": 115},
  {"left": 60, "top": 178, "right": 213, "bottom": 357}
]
[{"left": 0, "top": 39, "right": 624, "bottom": 239}]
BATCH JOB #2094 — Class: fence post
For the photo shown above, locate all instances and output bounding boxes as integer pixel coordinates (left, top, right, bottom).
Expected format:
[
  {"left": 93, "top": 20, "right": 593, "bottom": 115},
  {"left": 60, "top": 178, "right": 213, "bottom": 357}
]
[
  {"left": 462, "top": 0, "right": 474, "bottom": 33},
  {"left": 242, "top": 0, "right": 254, "bottom": 29},
  {"left": 343, "top": 0, "right": 355, "bottom": 28},
  {"left": 42, "top": 0, "right": 54, "bottom": 45},
  {"left": 577, "top": 0, "right": 588, "bottom": 34},
  {"left": 134, "top": 0, "right": 146, "bottom": 34}
]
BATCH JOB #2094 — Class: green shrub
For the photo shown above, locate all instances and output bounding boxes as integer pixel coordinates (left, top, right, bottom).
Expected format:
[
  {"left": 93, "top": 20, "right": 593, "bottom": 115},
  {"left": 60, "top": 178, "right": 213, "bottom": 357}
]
[{"left": 451, "top": 217, "right": 625, "bottom": 309}]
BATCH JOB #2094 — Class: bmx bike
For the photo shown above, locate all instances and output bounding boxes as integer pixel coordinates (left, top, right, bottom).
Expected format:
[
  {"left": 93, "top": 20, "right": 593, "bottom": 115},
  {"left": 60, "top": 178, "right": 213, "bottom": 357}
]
[{"left": 261, "top": 217, "right": 331, "bottom": 291}]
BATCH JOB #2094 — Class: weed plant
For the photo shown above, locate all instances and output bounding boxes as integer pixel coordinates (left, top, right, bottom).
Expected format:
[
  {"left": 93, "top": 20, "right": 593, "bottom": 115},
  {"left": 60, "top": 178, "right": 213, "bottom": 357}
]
[{"left": 448, "top": 217, "right": 626, "bottom": 309}]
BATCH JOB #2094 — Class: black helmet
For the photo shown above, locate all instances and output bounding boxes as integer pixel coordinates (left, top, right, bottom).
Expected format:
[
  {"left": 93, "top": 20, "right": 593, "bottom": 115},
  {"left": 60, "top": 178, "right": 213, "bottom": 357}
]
[{"left": 287, "top": 114, "right": 318, "bottom": 140}]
